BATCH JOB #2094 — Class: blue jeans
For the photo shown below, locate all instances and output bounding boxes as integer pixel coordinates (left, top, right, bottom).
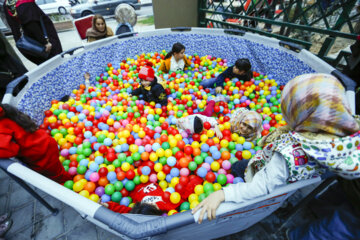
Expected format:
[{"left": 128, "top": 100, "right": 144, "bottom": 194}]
[{"left": 199, "top": 77, "right": 217, "bottom": 89}]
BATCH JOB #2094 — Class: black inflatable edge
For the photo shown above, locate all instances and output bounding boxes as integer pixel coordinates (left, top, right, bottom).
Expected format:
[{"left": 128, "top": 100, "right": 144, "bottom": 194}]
[
  {"left": 279, "top": 41, "right": 303, "bottom": 53},
  {"left": 61, "top": 46, "right": 85, "bottom": 58},
  {"left": 117, "top": 32, "right": 138, "bottom": 39},
  {"left": 94, "top": 206, "right": 195, "bottom": 239},
  {"left": 331, "top": 69, "right": 357, "bottom": 91},
  {"left": 224, "top": 29, "right": 246, "bottom": 36},
  {"left": 5, "top": 75, "right": 28, "bottom": 97},
  {"left": 171, "top": 27, "right": 192, "bottom": 32}
]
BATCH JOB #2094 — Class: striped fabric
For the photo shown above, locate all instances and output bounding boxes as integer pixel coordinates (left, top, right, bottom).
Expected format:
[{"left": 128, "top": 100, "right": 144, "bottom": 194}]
[{"left": 281, "top": 73, "right": 359, "bottom": 137}]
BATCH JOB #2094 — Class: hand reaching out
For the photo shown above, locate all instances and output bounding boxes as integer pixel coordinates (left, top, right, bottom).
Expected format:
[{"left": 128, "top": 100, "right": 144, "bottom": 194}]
[
  {"left": 191, "top": 190, "right": 225, "bottom": 224},
  {"left": 214, "top": 125, "right": 223, "bottom": 139},
  {"left": 215, "top": 86, "right": 223, "bottom": 94}
]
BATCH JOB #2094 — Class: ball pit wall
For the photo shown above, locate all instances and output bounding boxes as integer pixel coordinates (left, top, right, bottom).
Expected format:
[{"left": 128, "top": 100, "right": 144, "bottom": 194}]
[
  {"left": 5, "top": 27, "right": 356, "bottom": 124},
  {"left": 0, "top": 28, "right": 353, "bottom": 239}
]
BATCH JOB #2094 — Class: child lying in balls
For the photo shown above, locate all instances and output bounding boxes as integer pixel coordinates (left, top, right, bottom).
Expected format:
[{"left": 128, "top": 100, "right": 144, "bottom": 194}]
[
  {"left": 129, "top": 62, "right": 168, "bottom": 106},
  {"left": 176, "top": 95, "right": 263, "bottom": 142},
  {"left": 100, "top": 176, "right": 203, "bottom": 215},
  {"left": 0, "top": 104, "right": 72, "bottom": 183},
  {"left": 158, "top": 42, "right": 192, "bottom": 73},
  {"left": 192, "top": 73, "right": 360, "bottom": 224},
  {"left": 200, "top": 58, "right": 253, "bottom": 94}
]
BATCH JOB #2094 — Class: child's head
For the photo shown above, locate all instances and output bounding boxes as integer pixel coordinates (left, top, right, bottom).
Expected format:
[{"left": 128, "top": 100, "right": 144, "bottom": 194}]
[
  {"left": 165, "top": 42, "right": 186, "bottom": 60},
  {"left": 233, "top": 58, "right": 251, "bottom": 75},
  {"left": 0, "top": 104, "right": 37, "bottom": 133},
  {"left": 138, "top": 62, "right": 155, "bottom": 86},
  {"left": 93, "top": 14, "right": 106, "bottom": 32},
  {"left": 230, "top": 110, "right": 262, "bottom": 141},
  {"left": 130, "top": 202, "right": 164, "bottom": 216},
  {"left": 281, "top": 73, "right": 359, "bottom": 137},
  {"left": 176, "top": 115, "right": 203, "bottom": 134}
]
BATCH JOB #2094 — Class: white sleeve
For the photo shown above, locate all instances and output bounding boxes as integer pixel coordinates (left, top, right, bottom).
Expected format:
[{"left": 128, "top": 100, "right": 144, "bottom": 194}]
[{"left": 223, "top": 152, "right": 289, "bottom": 203}]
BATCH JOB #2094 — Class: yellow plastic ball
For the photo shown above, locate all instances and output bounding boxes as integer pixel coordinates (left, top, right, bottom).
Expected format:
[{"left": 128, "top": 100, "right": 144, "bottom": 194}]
[
  {"left": 200, "top": 134, "right": 208, "bottom": 143},
  {"left": 242, "top": 150, "right": 252, "bottom": 160},
  {"left": 211, "top": 161, "right": 221, "bottom": 171},
  {"left": 89, "top": 194, "right": 99, "bottom": 202},
  {"left": 157, "top": 171, "right": 166, "bottom": 181},
  {"left": 213, "top": 183, "right": 222, "bottom": 191},
  {"left": 154, "top": 163, "right": 163, "bottom": 172},
  {"left": 73, "top": 182, "right": 84, "bottom": 192},
  {"left": 140, "top": 175, "right": 149, "bottom": 183},
  {"left": 168, "top": 209, "right": 178, "bottom": 216},
  {"left": 79, "top": 190, "right": 89, "bottom": 198},
  {"left": 121, "top": 162, "right": 131, "bottom": 172},
  {"left": 220, "top": 139, "right": 229, "bottom": 148},
  {"left": 194, "top": 185, "right": 204, "bottom": 195},
  {"left": 170, "top": 192, "right": 181, "bottom": 204},
  {"left": 188, "top": 193, "right": 198, "bottom": 203},
  {"left": 223, "top": 122, "right": 231, "bottom": 129},
  {"left": 237, "top": 136, "right": 245, "bottom": 144},
  {"left": 164, "top": 149, "right": 173, "bottom": 157},
  {"left": 156, "top": 148, "right": 165, "bottom": 158},
  {"left": 159, "top": 180, "right": 168, "bottom": 190},
  {"left": 190, "top": 201, "right": 199, "bottom": 209},
  {"left": 171, "top": 177, "right": 179, "bottom": 186}
]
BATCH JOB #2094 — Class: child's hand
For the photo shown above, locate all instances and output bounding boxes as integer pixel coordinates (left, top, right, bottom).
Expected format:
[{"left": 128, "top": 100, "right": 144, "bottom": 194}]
[
  {"left": 191, "top": 190, "right": 225, "bottom": 224},
  {"left": 215, "top": 87, "right": 223, "bottom": 94},
  {"left": 214, "top": 125, "right": 223, "bottom": 139},
  {"left": 84, "top": 72, "right": 90, "bottom": 80}
]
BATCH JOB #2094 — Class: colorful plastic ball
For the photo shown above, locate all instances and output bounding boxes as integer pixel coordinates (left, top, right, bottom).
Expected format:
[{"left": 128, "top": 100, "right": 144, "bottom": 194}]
[
  {"left": 89, "top": 194, "right": 99, "bottom": 202},
  {"left": 194, "top": 185, "right": 204, "bottom": 195},
  {"left": 242, "top": 150, "right": 252, "bottom": 160},
  {"left": 210, "top": 161, "right": 220, "bottom": 171},
  {"left": 125, "top": 180, "right": 135, "bottom": 191},
  {"left": 197, "top": 167, "right": 207, "bottom": 178},
  {"left": 180, "top": 202, "right": 190, "bottom": 211},
  {"left": 105, "top": 184, "right": 115, "bottom": 195},
  {"left": 141, "top": 166, "right": 151, "bottom": 176},
  {"left": 217, "top": 174, "right": 227, "bottom": 185},
  {"left": 73, "top": 181, "right": 84, "bottom": 192},
  {"left": 111, "top": 192, "right": 122, "bottom": 202},
  {"left": 64, "top": 180, "right": 74, "bottom": 190}
]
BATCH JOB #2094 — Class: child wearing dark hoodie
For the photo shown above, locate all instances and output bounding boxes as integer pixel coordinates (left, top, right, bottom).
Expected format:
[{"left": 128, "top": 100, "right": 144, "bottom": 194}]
[{"left": 130, "top": 62, "right": 167, "bottom": 106}]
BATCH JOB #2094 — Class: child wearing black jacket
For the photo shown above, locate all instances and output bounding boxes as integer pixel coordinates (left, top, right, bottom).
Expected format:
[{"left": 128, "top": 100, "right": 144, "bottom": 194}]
[{"left": 130, "top": 63, "right": 167, "bottom": 106}]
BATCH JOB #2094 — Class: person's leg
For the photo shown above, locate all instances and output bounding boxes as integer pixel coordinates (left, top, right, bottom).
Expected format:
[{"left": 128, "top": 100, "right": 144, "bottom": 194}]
[
  {"left": 198, "top": 100, "right": 215, "bottom": 117},
  {"left": 199, "top": 78, "right": 217, "bottom": 89},
  {"left": 0, "top": 219, "right": 12, "bottom": 237},
  {"left": 231, "top": 159, "right": 250, "bottom": 179}
]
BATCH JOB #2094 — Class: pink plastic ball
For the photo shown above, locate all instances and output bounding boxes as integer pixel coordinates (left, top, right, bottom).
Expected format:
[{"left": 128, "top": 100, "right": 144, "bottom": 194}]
[
  {"left": 149, "top": 173, "right": 158, "bottom": 183},
  {"left": 180, "top": 168, "right": 190, "bottom": 177},
  {"left": 222, "top": 160, "right": 231, "bottom": 170},
  {"left": 169, "top": 110, "right": 175, "bottom": 115},
  {"left": 218, "top": 168, "right": 227, "bottom": 175},
  {"left": 102, "top": 110, "right": 110, "bottom": 117},
  {"left": 181, "top": 131, "right": 188, "bottom": 138},
  {"left": 226, "top": 174, "right": 234, "bottom": 184},
  {"left": 155, "top": 126, "right": 162, "bottom": 133},
  {"left": 201, "top": 163, "right": 211, "bottom": 171},
  {"left": 82, "top": 109, "right": 90, "bottom": 115},
  {"left": 145, "top": 144, "right": 152, "bottom": 152},
  {"left": 245, "top": 100, "right": 251, "bottom": 105},
  {"left": 90, "top": 172, "right": 100, "bottom": 182},
  {"left": 68, "top": 167, "right": 77, "bottom": 176},
  {"left": 263, "top": 124, "right": 270, "bottom": 130},
  {"left": 60, "top": 149, "right": 69, "bottom": 157},
  {"left": 135, "top": 139, "right": 142, "bottom": 146},
  {"left": 113, "top": 122, "right": 121, "bottom": 129},
  {"left": 122, "top": 120, "right": 129, "bottom": 126}
]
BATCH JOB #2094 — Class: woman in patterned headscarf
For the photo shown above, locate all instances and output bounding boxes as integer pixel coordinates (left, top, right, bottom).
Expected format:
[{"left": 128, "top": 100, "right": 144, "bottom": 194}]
[
  {"left": 192, "top": 73, "right": 360, "bottom": 238},
  {"left": 3, "top": 0, "right": 62, "bottom": 64}
]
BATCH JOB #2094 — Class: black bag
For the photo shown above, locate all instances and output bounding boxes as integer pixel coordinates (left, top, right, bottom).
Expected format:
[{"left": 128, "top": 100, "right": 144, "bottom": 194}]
[{"left": 16, "top": 16, "right": 49, "bottom": 59}]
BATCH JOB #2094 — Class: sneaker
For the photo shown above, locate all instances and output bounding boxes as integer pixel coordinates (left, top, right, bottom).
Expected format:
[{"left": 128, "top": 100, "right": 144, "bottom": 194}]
[{"left": 0, "top": 220, "right": 12, "bottom": 237}]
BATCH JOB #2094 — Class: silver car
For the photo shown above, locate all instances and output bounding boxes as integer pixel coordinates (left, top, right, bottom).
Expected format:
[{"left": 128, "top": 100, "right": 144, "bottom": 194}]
[{"left": 70, "top": 0, "right": 141, "bottom": 18}]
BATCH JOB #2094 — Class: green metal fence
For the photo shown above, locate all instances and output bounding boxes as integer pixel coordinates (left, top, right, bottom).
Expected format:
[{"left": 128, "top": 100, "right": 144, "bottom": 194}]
[{"left": 198, "top": 0, "right": 359, "bottom": 70}]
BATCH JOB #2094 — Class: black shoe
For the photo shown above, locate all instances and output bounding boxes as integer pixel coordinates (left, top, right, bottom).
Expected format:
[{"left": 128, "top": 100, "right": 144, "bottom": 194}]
[{"left": 0, "top": 219, "right": 12, "bottom": 237}]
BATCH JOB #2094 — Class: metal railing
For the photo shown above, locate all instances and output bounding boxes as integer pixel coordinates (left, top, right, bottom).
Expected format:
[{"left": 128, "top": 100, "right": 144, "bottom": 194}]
[{"left": 198, "top": 0, "right": 359, "bottom": 70}]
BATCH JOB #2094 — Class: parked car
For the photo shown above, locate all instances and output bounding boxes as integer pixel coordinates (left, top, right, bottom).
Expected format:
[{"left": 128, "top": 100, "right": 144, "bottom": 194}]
[
  {"left": 36, "top": 0, "right": 71, "bottom": 15},
  {"left": 70, "top": 0, "right": 141, "bottom": 18}
]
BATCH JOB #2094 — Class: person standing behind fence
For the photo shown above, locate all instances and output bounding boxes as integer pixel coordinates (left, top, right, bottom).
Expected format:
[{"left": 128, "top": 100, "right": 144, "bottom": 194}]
[
  {"left": 86, "top": 15, "right": 114, "bottom": 43},
  {"left": 3, "top": 0, "right": 63, "bottom": 65}
]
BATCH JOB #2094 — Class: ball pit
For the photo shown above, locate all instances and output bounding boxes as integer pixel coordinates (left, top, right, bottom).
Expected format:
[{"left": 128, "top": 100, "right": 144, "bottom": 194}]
[
  {"left": 40, "top": 50, "right": 291, "bottom": 215},
  {"left": 3, "top": 29, "right": 350, "bottom": 239}
]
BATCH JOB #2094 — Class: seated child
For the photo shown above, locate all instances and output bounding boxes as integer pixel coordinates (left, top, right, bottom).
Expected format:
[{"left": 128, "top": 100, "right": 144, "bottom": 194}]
[
  {"left": 158, "top": 42, "right": 191, "bottom": 73},
  {"left": 200, "top": 58, "right": 253, "bottom": 94},
  {"left": 130, "top": 63, "right": 168, "bottom": 106},
  {"left": 0, "top": 104, "right": 72, "bottom": 183},
  {"left": 192, "top": 73, "right": 360, "bottom": 223},
  {"left": 86, "top": 15, "right": 114, "bottom": 43},
  {"left": 102, "top": 177, "right": 203, "bottom": 215}
]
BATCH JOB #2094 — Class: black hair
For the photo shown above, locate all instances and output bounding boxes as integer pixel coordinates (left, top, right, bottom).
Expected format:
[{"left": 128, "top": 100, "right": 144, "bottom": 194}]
[
  {"left": 235, "top": 58, "right": 251, "bottom": 72},
  {"left": 130, "top": 202, "right": 164, "bottom": 216},
  {"left": 0, "top": 104, "right": 38, "bottom": 133},
  {"left": 194, "top": 116, "right": 203, "bottom": 134},
  {"left": 164, "top": 42, "right": 185, "bottom": 60}
]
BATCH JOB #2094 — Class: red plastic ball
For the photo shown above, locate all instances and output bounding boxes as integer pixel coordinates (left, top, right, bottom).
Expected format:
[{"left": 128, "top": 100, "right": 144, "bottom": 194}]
[
  {"left": 203, "top": 122, "right": 211, "bottom": 130},
  {"left": 205, "top": 172, "right": 216, "bottom": 183},
  {"left": 184, "top": 146, "right": 193, "bottom": 155},
  {"left": 98, "top": 167, "right": 108, "bottom": 177},
  {"left": 125, "top": 169, "right": 135, "bottom": 180}
]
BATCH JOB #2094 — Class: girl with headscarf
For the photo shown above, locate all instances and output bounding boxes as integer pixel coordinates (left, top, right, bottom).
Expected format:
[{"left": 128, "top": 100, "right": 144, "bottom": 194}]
[
  {"left": 192, "top": 74, "right": 360, "bottom": 231},
  {"left": 3, "top": 0, "right": 63, "bottom": 65},
  {"left": 86, "top": 14, "right": 114, "bottom": 43}
]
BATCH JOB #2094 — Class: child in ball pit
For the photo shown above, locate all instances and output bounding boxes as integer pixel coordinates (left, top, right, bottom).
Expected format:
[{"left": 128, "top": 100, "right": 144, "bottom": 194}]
[
  {"left": 192, "top": 73, "right": 360, "bottom": 233},
  {"left": 200, "top": 58, "right": 253, "bottom": 94},
  {"left": 176, "top": 95, "right": 263, "bottom": 142},
  {"left": 101, "top": 176, "right": 203, "bottom": 215},
  {"left": 158, "top": 42, "right": 192, "bottom": 73},
  {"left": 129, "top": 62, "right": 168, "bottom": 106},
  {"left": 0, "top": 104, "right": 72, "bottom": 183}
]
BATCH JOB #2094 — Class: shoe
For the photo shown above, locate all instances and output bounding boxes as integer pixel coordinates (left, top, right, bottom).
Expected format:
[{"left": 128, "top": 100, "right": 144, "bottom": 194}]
[
  {"left": 0, "top": 213, "right": 10, "bottom": 224},
  {"left": 0, "top": 220, "right": 12, "bottom": 237}
]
